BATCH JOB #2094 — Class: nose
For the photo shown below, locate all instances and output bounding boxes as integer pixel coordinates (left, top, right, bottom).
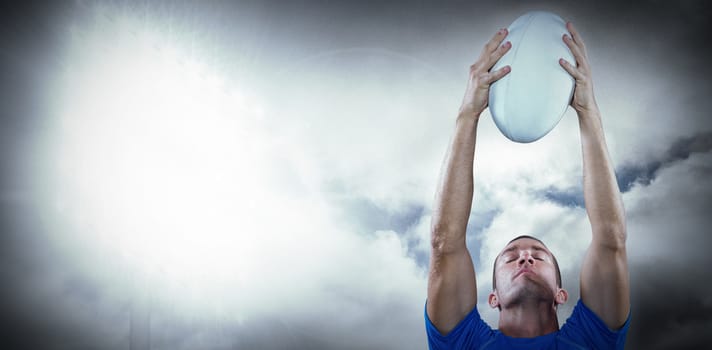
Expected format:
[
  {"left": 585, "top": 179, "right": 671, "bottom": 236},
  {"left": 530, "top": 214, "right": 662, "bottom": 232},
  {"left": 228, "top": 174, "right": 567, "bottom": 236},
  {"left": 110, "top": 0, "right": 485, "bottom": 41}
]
[{"left": 518, "top": 252, "right": 534, "bottom": 266}]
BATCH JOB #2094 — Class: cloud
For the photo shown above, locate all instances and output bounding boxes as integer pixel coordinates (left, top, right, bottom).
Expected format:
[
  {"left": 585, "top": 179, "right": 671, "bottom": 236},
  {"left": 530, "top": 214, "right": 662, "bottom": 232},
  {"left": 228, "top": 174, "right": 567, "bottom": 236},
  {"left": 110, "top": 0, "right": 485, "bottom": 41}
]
[
  {"left": 539, "top": 131, "right": 712, "bottom": 208},
  {"left": 3, "top": 1, "right": 712, "bottom": 349},
  {"left": 3, "top": 5, "right": 432, "bottom": 349},
  {"left": 617, "top": 131, "right": 712, "bottom": 191},
  {"left": 623, "top": 151, "right": 712, "bottom": 349}
]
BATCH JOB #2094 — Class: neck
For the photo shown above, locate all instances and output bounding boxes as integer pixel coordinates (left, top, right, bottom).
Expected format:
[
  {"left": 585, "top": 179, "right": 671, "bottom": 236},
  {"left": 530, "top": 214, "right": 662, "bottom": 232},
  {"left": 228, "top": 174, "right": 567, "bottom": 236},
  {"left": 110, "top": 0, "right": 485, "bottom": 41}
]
[{"left": 497, "top": 300, "right": 560, "bottom": 338}]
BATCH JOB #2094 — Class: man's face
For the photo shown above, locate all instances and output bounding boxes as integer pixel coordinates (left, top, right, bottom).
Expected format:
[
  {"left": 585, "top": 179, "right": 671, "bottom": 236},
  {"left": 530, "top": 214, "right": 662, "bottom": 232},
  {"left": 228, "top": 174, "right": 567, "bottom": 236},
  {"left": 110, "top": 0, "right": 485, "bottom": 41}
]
[{"left": 491, "top": 237, "right": 561, "bottom": 308}]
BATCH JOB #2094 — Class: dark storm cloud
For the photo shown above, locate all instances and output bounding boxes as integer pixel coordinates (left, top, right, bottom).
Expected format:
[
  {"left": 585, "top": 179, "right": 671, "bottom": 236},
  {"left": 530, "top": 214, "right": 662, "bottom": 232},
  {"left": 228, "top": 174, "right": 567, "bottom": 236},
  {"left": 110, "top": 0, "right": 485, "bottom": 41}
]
[
  {"left": 0, "top": 210, "right": 129, "bottom": 349},
  {"left": 623, "top": 151, "right": 712, "bottom": 348},
  {"left": 540, "top": 131, "right": 712, "bottom": 208},
  {"left": 0, "top": 196, "right": 140, "bottom": 349},
  {"left": 617, "top": 131, "right": 712, "bottom": 191},
  {"left": 627, "top": 263, "right": 712, "bottom": 350},
  {"left": 540, "top": 186, "right": 585, "bottom": 208},
  {"left": 1, "top": 1, "right": 70, "bottom": 185}
]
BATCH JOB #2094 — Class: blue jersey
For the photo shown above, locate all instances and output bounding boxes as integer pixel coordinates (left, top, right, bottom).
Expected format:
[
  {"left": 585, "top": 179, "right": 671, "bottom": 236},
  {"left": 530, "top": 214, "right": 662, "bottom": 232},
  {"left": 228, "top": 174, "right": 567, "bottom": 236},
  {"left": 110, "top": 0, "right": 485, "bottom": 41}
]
[{"left": 425, "top": 299, "right": 630, "bottom": 349}]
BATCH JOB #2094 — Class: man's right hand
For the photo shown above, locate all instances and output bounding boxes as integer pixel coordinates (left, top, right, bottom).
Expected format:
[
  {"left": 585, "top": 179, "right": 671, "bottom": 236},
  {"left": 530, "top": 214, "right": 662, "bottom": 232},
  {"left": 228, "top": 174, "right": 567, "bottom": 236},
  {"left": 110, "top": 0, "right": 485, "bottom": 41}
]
[
  {"left": 428, "top": 28, "right": 511, "bottom": 336},
  {"left": 458, "top": 28, "right": 512, "bottom": 120}
]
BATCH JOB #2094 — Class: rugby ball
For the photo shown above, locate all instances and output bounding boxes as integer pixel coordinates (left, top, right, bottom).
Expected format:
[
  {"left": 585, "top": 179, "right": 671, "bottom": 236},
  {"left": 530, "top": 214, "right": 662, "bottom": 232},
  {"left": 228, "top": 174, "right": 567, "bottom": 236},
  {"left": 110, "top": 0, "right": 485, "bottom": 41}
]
[{"left": 489, "top": 11, "right": 575, "bottom": 143}]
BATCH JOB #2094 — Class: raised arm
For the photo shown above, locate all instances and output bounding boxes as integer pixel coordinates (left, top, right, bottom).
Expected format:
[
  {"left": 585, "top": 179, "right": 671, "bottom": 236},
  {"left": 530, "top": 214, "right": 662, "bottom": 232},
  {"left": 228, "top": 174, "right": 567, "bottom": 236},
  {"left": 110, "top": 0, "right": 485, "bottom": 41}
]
[
  {"left": 427, "top": 28, "right": 511, "bottom": 334},
  {"left": 560, "top": 22, "right": 630, "bottom": 329}
]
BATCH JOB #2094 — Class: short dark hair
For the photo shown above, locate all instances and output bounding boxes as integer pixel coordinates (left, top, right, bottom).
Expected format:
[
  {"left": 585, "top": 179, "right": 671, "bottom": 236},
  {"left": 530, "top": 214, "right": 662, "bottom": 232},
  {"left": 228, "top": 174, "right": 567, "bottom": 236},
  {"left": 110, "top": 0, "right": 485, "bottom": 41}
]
[{"left": 492, "top": 235, "right": 562, "bottom": 290}]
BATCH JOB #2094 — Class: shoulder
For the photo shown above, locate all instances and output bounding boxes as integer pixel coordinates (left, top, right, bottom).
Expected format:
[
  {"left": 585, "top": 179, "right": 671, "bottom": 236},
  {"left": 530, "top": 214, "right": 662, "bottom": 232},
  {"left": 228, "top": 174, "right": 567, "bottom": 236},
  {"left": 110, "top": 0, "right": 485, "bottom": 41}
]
[
  {"left": 425, "top": 301, "right": 496, "bottom": 349},
  {"left": 558, "top": 299, "right": 631, "bottom": 350}
]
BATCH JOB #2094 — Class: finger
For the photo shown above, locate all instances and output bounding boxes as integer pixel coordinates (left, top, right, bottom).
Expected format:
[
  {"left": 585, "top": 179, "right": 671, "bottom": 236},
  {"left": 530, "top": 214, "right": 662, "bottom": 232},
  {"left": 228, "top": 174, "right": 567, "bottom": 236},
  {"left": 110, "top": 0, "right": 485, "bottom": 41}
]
[
  {"left": 563, "top": 34, "right": 588, "bottom": 69},
  {"left": 481, "top": 65, "right": 511, "bottom": 86},
  {"left": 487, "top": 41, "right": 512, "bottom": 70},
  {"left": 482, "top": 28, "right": 509, "bottom": 56},
  {"left": 566, "top": 21, "right": 588, "bottom": 55},
  {"left": 559, "top": 58, "right": 584, "bottom": 80}
]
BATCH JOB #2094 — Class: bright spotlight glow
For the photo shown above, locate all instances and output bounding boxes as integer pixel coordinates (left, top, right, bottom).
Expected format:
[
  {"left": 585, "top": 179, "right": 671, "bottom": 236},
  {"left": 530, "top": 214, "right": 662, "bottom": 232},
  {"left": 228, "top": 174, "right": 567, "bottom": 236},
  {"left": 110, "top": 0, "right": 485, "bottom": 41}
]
[{"left": 48, "top": 9, "right": 274, "bottom": 317}]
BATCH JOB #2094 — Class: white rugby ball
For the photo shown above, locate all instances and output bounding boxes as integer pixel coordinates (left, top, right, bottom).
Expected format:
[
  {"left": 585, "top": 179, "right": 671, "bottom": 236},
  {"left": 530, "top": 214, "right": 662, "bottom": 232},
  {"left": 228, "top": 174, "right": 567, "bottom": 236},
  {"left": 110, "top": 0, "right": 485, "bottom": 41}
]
[{"left": 489, "top": 11, "right": 575, "bottom": 143}]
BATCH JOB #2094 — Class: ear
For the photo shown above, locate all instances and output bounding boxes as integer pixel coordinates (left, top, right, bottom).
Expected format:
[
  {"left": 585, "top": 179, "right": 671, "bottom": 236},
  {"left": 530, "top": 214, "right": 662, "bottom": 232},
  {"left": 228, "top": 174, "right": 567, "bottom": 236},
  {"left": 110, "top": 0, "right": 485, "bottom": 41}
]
[
  {"left": 555, "top": 288, "right": 569, "bottom": 305},
  {"left": 488, "top": 291, "right": 499, "bottom": 309}
]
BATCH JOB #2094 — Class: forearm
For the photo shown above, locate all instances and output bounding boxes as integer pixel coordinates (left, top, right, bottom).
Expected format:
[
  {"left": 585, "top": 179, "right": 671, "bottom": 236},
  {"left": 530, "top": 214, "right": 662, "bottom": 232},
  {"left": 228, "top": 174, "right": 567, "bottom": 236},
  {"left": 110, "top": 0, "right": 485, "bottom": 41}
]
[
  {"left": 578, "top": 109, "right": 626, "bottom": 247},
  {"left": 431, "top": 114, "right": 478, "bottom": 253}
]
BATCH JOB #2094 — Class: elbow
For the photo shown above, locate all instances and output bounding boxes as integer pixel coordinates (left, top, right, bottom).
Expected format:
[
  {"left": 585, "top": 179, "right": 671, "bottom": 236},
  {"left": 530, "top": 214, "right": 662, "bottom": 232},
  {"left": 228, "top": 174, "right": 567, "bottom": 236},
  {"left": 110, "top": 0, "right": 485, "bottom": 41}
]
[
  {"left": 430, "top": 222, "right": 465, "bottom": 255},
  {"left": 595, "top": 223, "right": 627, "bottom": 251}
]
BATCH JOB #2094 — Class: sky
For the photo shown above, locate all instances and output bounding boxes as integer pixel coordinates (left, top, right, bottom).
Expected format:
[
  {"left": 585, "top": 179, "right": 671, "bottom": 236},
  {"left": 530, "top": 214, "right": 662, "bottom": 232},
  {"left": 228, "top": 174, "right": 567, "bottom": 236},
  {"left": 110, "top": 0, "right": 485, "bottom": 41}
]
[{"left": 1, "top": 0, "right": 711, "bottom": 349}]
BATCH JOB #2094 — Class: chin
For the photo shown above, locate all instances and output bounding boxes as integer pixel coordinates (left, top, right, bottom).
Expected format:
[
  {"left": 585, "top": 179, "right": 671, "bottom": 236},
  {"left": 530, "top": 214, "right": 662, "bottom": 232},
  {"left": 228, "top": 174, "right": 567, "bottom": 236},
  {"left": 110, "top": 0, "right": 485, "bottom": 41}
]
[{"left": 505, "top": 280, "right": 556, "bottom": 304}]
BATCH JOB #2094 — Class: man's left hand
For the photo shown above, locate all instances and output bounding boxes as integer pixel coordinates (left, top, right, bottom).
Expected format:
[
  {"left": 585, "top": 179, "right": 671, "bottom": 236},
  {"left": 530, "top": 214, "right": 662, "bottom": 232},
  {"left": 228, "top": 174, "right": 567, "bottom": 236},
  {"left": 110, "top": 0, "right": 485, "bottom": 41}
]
[{"left": 559, "top": 21, "right": 599, "bottom": 115}]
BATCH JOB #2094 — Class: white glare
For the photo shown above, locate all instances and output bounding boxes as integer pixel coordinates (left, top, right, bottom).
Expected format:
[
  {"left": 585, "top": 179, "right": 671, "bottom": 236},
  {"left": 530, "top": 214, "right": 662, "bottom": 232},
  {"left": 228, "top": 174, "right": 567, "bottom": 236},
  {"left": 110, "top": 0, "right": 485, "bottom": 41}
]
[{"left": 49, "top": 10, "right": 271, "bottom": 318}]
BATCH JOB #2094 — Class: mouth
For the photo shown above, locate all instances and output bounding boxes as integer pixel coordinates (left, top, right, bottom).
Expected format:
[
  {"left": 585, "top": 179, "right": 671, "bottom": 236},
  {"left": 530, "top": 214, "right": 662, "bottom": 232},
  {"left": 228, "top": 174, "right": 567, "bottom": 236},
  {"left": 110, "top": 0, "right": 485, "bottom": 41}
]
[{"left": 514, "top": 268, "right": 534, "bottom": 278}]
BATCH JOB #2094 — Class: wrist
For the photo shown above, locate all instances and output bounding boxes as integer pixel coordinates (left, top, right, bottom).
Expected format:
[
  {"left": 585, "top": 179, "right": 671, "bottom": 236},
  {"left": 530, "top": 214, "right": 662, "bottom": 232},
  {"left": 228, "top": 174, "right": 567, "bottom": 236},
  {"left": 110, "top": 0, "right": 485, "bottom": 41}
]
[
  {"left": 574, "top": 99, "right": 600, "bottom": 118},
  {"left": 456, "top": 111, "right": 481, "bottom": 126},
  {"left": 577, "top": 106, "right": 601, "bottom": 123},
  {"left": 577, "top": 102, "right": 601, "bottom": 121},
  {"left": 577, "top": 108, "right": 604, "bottom": 137}
]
